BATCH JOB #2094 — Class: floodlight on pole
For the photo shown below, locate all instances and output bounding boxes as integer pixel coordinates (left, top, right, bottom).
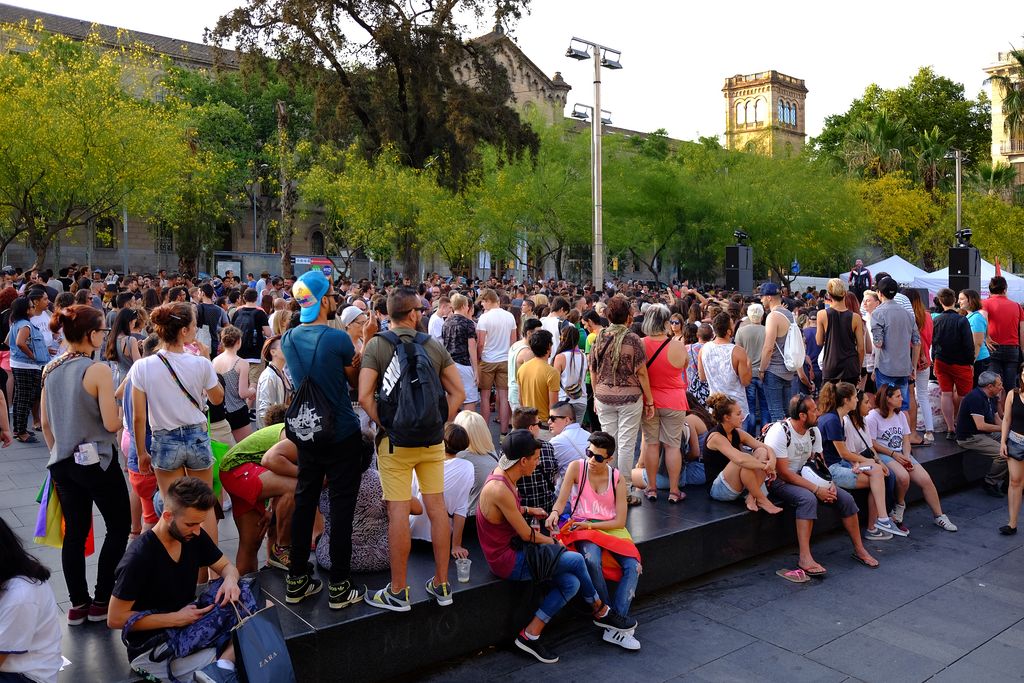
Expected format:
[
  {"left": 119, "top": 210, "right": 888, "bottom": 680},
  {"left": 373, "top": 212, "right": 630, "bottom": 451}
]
[
  {"left": 564, "top": 36, "right": 622, "bottom": 291},
  {"left": 571, "top": 103, "right": 613, "bottom": 125}
]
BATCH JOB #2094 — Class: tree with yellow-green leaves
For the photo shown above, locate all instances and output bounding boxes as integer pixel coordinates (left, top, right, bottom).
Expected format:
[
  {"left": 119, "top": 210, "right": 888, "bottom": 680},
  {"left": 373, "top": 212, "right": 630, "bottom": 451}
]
[
  {"left": 0, "top": 23, "right": 195, "bottom": 269},
  {"left": 857, "top": 173, "right": 945, "bottom": 269}
]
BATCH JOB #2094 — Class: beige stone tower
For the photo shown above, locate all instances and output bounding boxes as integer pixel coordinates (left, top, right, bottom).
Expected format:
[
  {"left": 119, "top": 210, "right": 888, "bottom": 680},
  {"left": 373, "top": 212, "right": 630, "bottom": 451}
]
[{"left": 723, "top": 71, "right": 808, "bottom": 157}]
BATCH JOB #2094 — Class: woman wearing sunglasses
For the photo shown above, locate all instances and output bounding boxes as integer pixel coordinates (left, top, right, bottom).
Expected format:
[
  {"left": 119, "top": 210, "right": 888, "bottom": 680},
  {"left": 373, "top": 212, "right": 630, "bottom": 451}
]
[{"left": 546, "top": 431, "right": 642, "bottom": 651}]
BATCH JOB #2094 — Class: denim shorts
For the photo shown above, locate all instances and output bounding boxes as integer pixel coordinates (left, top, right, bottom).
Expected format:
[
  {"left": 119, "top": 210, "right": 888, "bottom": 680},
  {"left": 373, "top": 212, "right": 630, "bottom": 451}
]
[
  {"left": 151, "top": 423, "right": 212, "bottom": 472},
  {"left": 828, "top": 462, "right": 860, "bottom": 490},
  {"left": 709, "top": 471, "right": 768, "bottom": 502},
  {"left": 879, "top": 453, "right": 921, "bottom": 469}
]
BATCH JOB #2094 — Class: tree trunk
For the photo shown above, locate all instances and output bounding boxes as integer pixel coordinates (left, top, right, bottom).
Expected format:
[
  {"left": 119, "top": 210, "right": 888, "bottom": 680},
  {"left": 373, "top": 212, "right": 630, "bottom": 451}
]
[
  {"left": 178, "top": 254, "right": 197, "bottom": 277},
  {"left": 553, "top": 244, "right": 563, "bottom": 280},
  {"left": 28, "top": 222, "right": 53, "bottom": 271},
  {"left": 277, "top": 101, "right": 295, "bottom": 279},
  {"left": 400, "top": 230, "right": 418, "bottom": 280}
]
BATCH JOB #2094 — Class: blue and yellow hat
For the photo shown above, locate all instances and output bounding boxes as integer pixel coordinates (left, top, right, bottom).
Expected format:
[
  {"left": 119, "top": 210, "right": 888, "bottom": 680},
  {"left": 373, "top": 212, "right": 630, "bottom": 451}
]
[{"left": 293, "top": 270, "right": 331, "bottom": 323}]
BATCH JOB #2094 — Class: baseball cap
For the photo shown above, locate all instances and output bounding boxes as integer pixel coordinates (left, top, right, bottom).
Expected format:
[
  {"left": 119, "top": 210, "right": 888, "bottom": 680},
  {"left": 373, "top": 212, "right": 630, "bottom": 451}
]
[
  {"left": 498, "top": 429, "right": 543, "bottom": 470},
  {"left": 877, "top": 277, "right": 898, "bottom": 299},
  {"left": 339, "top": 305, "right": 366, "bottom": 328},
  {"left": 759, "top": 282, "right": 780, "bottom": 296},
  {"left": 293, "top": 270, "right": 331, "bottom": 323}
]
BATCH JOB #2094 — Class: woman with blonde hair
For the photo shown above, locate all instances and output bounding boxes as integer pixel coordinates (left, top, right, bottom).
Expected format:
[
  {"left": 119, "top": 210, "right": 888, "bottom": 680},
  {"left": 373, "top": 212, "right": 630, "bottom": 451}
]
[
  {"left": 817, "top": 278, "right": 864, "bottom": 385},
  {"left": 453, "top": 410, "right": 498, "bottom": 515}
]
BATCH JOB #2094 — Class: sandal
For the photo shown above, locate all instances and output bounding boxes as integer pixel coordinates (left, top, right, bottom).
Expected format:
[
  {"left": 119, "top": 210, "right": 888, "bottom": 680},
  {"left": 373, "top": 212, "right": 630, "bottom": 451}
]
[
  {"left": 797, "top": 563, "right": 827, "bottom": 577},
  {"left": 776, "top": 568, "right": 809, "bottom": 583},
  {"left": 668, "top": 491, "right": 685, "bottom": 504},
  {"left": 626, "top": 490, "right": 643, "bottom": 506},
  {"left": 15, "top": 433, "right": 38, "bottom": 444},
  {"left": 643, "top": 487, "right": 658, "bottom": 502},
  {"left": 851, "top": 553, "right": 879, "bottom": 569}
]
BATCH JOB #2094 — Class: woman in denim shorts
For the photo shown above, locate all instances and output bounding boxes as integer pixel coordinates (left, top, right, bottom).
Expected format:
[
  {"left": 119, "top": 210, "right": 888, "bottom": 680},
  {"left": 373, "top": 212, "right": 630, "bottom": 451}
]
[{"left": 126, "top": 302, "right": 225, "bottom": 541}]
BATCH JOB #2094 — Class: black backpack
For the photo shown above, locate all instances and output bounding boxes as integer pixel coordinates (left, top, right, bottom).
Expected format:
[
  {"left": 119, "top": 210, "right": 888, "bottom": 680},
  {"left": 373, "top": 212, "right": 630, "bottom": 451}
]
[
  {"left": 232, "top": 307, "right": 265, "bottom": 359},
  {"left": 376, "top": 331, "right": 447, "bottom": 450},
  {"left": 282, "top": 328, "right": 335, "bottom": 446}
]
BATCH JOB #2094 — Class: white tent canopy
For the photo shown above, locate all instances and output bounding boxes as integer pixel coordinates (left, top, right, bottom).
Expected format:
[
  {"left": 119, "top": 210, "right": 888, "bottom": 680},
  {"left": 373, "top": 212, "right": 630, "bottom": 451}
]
[
  {"left": 841, "top": 255, "right": 930, "bottom": 285},
  {"left": 911, "top": 258, "right": 1024, "bottom": 301}
]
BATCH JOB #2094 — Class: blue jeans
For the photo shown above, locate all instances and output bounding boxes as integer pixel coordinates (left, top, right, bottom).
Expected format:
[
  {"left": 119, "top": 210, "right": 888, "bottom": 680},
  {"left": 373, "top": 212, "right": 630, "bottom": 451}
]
[
  {"left": 874, "top": 370, "right": 909, "bottom": 411},
  {"left": 743, "top": 377, "right": 770, "bottom": 433},
  {"left": 509, "top": 548, "right": 599, "bottom": 623},
  {"left": 151, "top": 423, "right": 212, "bottom": 471},
  {"left": 576, "top": 539, "right": 641, "bottom": 617},
  {"left": 763, "top": 371, "right": 793, "bottom": 422}
]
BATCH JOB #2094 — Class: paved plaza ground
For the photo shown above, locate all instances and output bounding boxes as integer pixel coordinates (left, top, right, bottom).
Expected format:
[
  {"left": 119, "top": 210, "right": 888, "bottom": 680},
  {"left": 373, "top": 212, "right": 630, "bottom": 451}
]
[{"left": 3, "top": 436, "right": 1024, "bottom": 682}]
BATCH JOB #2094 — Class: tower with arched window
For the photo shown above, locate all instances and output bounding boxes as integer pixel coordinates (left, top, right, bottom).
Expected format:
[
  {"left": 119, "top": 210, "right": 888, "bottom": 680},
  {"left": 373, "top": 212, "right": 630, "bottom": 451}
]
[{"left": 723, "top": 70, "right": 807, "bottom": 157}]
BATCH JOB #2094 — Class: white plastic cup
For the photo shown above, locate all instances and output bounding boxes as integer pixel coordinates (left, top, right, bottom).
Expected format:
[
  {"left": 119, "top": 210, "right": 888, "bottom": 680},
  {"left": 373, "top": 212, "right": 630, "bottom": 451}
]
[{"left": 455, "top": 558, "right": 472, "bottom": 583}]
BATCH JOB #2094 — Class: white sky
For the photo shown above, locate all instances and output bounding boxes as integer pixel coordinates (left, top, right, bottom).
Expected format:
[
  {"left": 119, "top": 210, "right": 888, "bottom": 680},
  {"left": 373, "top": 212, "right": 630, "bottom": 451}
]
[{"left": 11, "top": 0, "right": 1024, "bottom": 141}]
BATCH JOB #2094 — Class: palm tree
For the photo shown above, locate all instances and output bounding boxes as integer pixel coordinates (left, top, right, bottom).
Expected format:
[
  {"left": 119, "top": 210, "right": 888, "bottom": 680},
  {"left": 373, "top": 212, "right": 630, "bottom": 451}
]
[
  {"left": 843, "top": 111, "right": 910, "bottom": 178},
  {"left": 970, "top": 161, "right": 1018, "bottom": 200},
  {"left": 912, "top": 126, "right": 952, "bottom": 194},
  {"left": 986, "top": 41, "right": 1024, "bottom": 146}
]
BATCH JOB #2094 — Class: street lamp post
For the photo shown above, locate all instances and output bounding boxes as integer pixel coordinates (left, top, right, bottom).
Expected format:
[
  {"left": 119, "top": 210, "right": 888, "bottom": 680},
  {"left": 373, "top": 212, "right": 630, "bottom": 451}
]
[
  {"left": 251, "top": 163, "right": 269, "bottom": 253},
  {"left": 566, "top": 37, "right": 621, "bottom": 292}
]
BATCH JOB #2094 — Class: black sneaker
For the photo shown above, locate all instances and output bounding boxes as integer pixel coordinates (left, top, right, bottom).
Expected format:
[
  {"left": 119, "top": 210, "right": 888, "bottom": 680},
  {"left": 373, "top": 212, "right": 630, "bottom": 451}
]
[
  {"left": 286, "top": 564, "right": 323, "bottom": 604},
  {"left": 593, "top": 608, "right": 637, "bottom": 633},
  {"left": 515, "top": 631, "right": 559, "bottom": 664},
  {"left": 328, "top": 580, "right": 366, "bottom": 610}
]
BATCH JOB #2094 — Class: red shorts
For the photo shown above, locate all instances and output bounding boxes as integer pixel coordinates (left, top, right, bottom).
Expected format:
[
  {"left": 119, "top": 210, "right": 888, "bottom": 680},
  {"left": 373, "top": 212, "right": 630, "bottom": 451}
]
[
  {"left": 128, "top": 470, "right": 159, "bottom": 524},
  {"left": 934, "top": 358, "right": 973, "bottom": 396},
  {"left": 220, "top": 462, "right": 267, "bottom": 517}
]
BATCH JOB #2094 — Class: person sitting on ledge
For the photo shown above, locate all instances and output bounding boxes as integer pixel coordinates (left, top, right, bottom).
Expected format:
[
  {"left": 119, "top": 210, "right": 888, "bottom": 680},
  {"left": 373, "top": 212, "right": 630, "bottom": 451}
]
[
  {"left": 108, "top": 477, "right": 242, "bottom": 683},
  {"left": 956, "top": 370, "right": 1008, "bottom": 499},
  {"left": 546, "top": 431, "right": 643, "bottom": 651},
  {"left": 701, "top": 393, "right": 782, "bottom": 514},
  {"left": 764, "top": 394, "right": 879, "bottom": 574},
  {"left": 476, "top": 429, "right": 637, "bottom": 665},
  {"left": 409, "top": 423, "right": 475, "bottom": 559}
]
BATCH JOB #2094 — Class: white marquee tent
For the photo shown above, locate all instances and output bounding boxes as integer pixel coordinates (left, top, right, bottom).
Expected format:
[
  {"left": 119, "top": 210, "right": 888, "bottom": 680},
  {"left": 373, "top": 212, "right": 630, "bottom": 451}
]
[
  {"left": 841, "top": 255, "right": 930, "bottom": 286},
  {"left": 911, "top": 258, "right": 1024, "bottom": 301}
]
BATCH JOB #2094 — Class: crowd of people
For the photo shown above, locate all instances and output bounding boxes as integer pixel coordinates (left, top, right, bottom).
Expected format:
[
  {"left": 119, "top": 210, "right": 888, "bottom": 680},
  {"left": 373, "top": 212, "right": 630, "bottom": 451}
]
[{"left": 1, "top": 259, "right": 1022, "bottom": 681}]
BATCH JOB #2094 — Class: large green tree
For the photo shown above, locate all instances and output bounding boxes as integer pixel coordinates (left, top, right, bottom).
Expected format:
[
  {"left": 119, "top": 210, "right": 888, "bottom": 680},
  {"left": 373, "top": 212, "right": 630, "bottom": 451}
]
[
  {"left": 211, "top": 0, "right": 541, "bottom": 276},
  {"left": 813, "top": 66, "right": 990, "bottom": 176},
  {"left": 0, "top": 24, "right": 191, "bottom": 268}
]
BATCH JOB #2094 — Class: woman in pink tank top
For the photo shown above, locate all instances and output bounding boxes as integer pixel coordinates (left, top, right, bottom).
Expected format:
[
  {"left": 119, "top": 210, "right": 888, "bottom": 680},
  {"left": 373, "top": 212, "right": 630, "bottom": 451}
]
[
  {"left": 546, "top": 431, "right": 642, "bottom": 650},
  {"left": 477, "top": 430, "right": 637, "bottom": 662}
]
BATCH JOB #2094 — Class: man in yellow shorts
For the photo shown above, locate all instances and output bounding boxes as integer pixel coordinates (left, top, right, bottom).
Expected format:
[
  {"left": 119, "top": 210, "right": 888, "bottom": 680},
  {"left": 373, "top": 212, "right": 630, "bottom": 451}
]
[{"left": 359, "top": 287, "right": 465, "bottom": 612}]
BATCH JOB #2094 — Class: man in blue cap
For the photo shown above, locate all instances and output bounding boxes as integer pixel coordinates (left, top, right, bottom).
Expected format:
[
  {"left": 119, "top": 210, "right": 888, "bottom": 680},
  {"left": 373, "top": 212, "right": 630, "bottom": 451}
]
[{"left": 281, "top": 270, "right": 370, "bottom": 610}]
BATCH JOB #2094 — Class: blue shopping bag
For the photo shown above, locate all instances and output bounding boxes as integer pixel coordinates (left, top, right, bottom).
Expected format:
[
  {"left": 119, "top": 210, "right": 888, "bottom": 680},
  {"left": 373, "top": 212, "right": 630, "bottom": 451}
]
[{"left": 232, "top": 602, "right": 296, "bottom": 683}]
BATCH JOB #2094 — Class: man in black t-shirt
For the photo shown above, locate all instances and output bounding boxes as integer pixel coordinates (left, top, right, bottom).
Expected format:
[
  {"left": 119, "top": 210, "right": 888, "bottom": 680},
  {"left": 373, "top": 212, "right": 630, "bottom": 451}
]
[
  {"left": 955, "top": 371, "right": 1007, "bottom": 496},
  {"left": 108, "top": 477, "right": 242, "bottom": 683},
  {"left": 231, "top": 288, "right": 272, "bottom": 386}
]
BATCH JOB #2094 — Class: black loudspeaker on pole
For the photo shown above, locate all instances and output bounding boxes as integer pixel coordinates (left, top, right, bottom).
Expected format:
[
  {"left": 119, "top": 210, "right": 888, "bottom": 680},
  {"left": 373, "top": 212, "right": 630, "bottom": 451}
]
[
  {"left": 948, "top": 246, "right": 980, "bottom": 294},
  {"left": 725, "top": 245, "right": 753, "bottom": 294}
]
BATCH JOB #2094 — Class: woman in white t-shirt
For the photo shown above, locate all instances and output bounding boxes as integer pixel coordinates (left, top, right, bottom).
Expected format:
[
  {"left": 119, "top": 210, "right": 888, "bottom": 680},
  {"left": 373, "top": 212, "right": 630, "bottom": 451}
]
[
  {"left": 0, "top": 518, "right": 62, "bottom": 683},
  {"left": 127, "top": 303, "right": 225, "bottom": 540},
  {"left": 866, "top": 383, "right": 957, "bottom": 532},
  {"left": 840, "top": 389, "right": 901, "bottom": 539}
]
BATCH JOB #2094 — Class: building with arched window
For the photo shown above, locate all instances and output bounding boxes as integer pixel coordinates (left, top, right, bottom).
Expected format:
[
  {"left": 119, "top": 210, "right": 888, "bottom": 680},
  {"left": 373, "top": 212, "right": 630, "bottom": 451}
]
[{"left": 723, "top": 70, "right": 807, "bottom": 157}]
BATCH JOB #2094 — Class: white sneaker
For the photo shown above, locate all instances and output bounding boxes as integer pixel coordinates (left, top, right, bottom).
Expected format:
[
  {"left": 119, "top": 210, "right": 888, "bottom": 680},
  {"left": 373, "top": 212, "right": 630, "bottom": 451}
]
[
  {"left": 934, "top": 514, "right": 958, "bottom": 532},
  {"left": 890, "top": 502, "right": 906, "bottom": 525},
  {"left": 603, "top": 627, "right": 641, "bottom": 650},
  {"left": 875, "top": 518, "right": 909, "bottom": 537}
]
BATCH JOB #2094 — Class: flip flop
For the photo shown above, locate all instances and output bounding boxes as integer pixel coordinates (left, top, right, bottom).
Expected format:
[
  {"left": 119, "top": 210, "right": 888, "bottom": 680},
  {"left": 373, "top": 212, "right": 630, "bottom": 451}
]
[
  {"left": 798, "top": 563, "right": 827, "bottom": 577},
  {"left": 776, "top": 568, "right": 810, "bottom": 583},
  {"left": 668, "top": 491, "right": 685, "bottom": 504},
  {"left": 851, "top": 553, "right": 879, "bottom": 569}
]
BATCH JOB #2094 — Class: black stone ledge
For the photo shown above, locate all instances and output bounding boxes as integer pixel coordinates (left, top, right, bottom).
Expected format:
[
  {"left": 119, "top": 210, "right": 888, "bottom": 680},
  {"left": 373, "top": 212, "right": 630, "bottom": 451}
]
[{"left": 61, "top": 439, "right": 990, "bottom": 682}]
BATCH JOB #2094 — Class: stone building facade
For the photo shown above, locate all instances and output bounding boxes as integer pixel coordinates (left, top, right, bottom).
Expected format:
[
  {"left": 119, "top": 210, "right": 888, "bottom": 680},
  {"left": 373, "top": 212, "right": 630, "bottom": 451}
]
[
  {"left": 723, "top": 70, "right": 807, "bottom": 157},
  {"left": 984, "top": 51, "right": 1024, "bottom": 190}
]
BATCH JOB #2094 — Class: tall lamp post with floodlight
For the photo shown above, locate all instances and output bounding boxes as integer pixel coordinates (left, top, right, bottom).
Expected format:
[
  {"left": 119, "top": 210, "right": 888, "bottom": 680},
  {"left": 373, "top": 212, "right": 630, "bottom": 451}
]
[{"left": 566, "top": 36, "right": 621, "bottom": 291}]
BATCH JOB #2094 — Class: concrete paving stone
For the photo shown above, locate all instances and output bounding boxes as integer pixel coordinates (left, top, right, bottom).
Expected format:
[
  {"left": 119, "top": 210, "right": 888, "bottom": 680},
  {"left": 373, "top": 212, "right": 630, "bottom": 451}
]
[
  {"left": 723, "top": 595, "right": 862, "bottom": 654},
  {"left": 639, "top": 608, "right": 756, "bottom": 672},
  {"left": 0, "top": 507, "right": 23, "bottom": 528},
  {"left": 9, "top": 470, "right": 48, "bottom": 487},
  {"left": 3, "top": 485, "right": 46, "bottom": 507},
  {"left": 680, "top": 640, "right": 847, "bottom": 683},
  {"left": 925, "top": 656, "right": 1022, "bottom": 682},
  {"left": 807, "top": 628, "right": 947, "bottom": 682},
  {"left": 13, "top": 502, "right": 41, "bottom": 527},
  {"left": 0, "top": 459, "right": 46, "bottom": 474},
  {"left": 0, "top": 474, "right": 16, "bottom": 491}
]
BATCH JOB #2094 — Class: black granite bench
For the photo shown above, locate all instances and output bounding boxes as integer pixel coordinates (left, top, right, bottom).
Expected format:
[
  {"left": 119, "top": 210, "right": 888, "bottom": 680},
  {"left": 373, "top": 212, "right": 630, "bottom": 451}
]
[{"left": 60, "top": 439, "right": 993, "bottom": 682}]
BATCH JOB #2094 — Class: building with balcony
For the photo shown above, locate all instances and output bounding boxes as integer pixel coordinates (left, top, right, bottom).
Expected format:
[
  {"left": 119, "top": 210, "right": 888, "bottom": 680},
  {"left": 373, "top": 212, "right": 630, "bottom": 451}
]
[{"left": 985, "top": 51, "right": 1024, "bottom": 189}]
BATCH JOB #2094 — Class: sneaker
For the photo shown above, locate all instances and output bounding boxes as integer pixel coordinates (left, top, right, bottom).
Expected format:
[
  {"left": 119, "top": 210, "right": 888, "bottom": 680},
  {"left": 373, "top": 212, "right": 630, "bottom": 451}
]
[
  {"left": 945, "top": 432, "right": 956, "bottom": 441},
  {"left": 515, "top": 631, "right": 559, "bottom": 664},
  {"left": 923, "top": 431, "right": 934, "bottom": 445},
  {"left": 934, "top": 514, "right": 958, "bottom": 532},
  {"left": 890, "top": 502, "right": 906, "bottom": 525},
  {"left": 365, "top": 583, "right": 411, "bottom": 612},
  {"left": 593, "top": 608, "right": 638, "bottom": 633},
  {"left": 896, "top": 521, "right": 910, "bottom": 535},
  {"left": 266, "top": 544, "right": 290, "bottom": 571},
  {"left": 328, "top": 580, "right": 366, "bottom": 610},
  {"left": 67, "top": 602, "right": 90, "bottom": 626},
  {"left": 874, "top": 518, "right": 909, "bottom": 537},
  {"left": 87, "top": 601, "right": 108, "bottom": 623},
  {"left": 425, "top": 578, "right": 454, "bottom": 607},
  {"left": 603, "top": 627, "right": 641, "bottom": 650},
  {"left": 194, "top": 662, "right": 238, "bottom": 683},
  {"left": 864, "top": 527, "right": 893, "bottom": 541},
  {"left": 285, "top": 565, "right": 323, "bottom": 604}
]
